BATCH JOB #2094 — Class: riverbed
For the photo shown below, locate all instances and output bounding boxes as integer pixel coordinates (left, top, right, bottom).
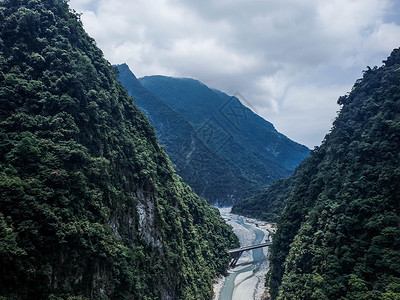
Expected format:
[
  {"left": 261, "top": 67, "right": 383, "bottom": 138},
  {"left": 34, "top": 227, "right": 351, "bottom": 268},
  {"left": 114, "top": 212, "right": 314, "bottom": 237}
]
[{"left": 213, "top": 208, "right": 274, "bottom": 300}]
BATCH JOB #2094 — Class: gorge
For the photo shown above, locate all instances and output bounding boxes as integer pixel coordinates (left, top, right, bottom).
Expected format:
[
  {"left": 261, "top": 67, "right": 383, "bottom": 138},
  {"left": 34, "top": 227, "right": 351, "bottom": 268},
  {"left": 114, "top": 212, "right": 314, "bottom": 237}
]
[{"left": 1, "top": 0, "right": 400, "bottom": 299}]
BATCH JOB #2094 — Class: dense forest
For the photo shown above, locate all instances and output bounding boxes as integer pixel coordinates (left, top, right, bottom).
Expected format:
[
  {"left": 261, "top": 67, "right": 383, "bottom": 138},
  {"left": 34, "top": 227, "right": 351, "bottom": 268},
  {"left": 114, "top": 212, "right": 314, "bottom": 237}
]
[
  {"left": 0, "top": 0, "right": 239, "bottom": 299},
  {"left": 231, "top": 170, "right": 299, "bottom": 223},
  {"left": 236, "top": 49, "right": 400, "bottom": 299}
]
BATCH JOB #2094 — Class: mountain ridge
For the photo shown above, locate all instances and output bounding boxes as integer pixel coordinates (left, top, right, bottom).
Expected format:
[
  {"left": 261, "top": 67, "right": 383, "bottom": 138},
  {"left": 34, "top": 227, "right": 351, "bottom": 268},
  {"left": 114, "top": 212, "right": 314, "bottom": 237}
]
[
  {"left": 116, "top": 63, "right": 259, "bottom": 204},
  {"left": 138, "top": 74, "right": 309, "bottom": 172},
  {"left": 117, "top": 65, "right": 309, "bottom": 204}
]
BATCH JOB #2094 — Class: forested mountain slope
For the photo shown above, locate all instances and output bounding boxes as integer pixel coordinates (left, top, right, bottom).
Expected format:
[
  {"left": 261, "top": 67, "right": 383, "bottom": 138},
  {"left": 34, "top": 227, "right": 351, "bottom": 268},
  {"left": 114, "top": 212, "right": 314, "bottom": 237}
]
[
  {"left": 231, "top": 168, "right": 299, "bottom": 223},
  {"left": 133, "top": 75, "right": 309, "bottom": 204},
  {"left": 265, "top": 48, "right": 400, "bottom": 299},
  {"left": 0, "top": 0, "right": 238, "bottom": 299},
  {"left": 116, "top": 64, "right": 258, "bottom": 204}
]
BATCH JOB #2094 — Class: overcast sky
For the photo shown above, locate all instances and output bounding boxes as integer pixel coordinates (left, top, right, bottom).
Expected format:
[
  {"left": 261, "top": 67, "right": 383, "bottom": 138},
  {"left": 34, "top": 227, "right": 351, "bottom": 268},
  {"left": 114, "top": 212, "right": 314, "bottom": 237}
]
[{"left": 69, "top": 0, "right": 400, "bottom": 148}]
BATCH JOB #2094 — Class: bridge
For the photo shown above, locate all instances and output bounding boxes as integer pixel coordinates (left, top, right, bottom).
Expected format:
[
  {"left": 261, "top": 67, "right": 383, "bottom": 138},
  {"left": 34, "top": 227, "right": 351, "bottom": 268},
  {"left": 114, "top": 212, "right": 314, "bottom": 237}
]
[{"left": 228, "top": 242, "right": 272, "bottom": 268}]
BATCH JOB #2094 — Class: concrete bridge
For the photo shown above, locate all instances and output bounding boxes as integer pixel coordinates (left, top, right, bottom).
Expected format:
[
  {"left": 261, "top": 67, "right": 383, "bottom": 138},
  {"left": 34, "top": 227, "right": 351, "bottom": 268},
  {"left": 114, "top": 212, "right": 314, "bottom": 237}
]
[{"left": 228, "top": 241, "right": 272, "bottom": 268}]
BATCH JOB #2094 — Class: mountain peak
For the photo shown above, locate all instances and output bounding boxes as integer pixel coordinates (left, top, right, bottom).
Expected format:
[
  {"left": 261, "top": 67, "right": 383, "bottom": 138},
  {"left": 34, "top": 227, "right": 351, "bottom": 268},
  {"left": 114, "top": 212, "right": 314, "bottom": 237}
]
[{"left": 118, "top": 66, "right": 309, "bottom": 204}]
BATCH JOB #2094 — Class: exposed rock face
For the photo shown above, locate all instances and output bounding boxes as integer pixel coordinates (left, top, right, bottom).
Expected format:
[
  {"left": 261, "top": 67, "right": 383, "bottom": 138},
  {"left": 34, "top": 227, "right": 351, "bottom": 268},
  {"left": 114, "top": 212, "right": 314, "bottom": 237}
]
[{"left": 136, "top": 189, "right": 163, "bottom": 249}]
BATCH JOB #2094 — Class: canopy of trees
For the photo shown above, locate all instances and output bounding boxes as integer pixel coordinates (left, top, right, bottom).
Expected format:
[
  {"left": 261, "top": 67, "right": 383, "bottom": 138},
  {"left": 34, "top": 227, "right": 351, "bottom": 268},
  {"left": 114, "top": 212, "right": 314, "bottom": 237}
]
[
  {"left": 266, "top": 48, "right": 400, "bottom": 299},
  {"left": 234, "top": 48, "right": 400, "bottom": 299},
  {"left": 0, "top": 0, "right": 238, "bottom": 299}
]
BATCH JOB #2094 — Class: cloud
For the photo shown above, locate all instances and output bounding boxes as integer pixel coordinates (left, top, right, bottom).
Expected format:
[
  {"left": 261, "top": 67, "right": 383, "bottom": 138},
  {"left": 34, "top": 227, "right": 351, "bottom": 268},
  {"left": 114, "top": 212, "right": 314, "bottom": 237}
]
[
  {"left": 266, "top": 83, "right": 349, "bottom": 148},
  {"left": 69, "top": 0, "right": 400, "bottom": 148}
]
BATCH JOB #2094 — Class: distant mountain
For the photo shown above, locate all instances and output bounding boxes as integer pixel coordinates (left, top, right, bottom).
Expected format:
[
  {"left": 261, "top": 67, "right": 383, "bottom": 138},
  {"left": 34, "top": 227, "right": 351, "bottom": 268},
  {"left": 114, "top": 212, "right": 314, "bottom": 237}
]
[
  {"left": 116, "top": 64, "right": 259, "bottom": 204},
  {"left": 231, "top": 169, "right": 299, "bottom": 222},
  {"left": 210, "top": 88, "right": 309, "bottom": 171},
  {"left": 139, "top": 76, "right": 309, "bottom": 171},
  {"left": 0, "top": 1, "right": 238, "bottom": 299},
  {"left": 116, "top": 66, "right": 309, "bottom": 204},
  {"left": 236, "top": 48, "right": 400, "bottom": 299}
]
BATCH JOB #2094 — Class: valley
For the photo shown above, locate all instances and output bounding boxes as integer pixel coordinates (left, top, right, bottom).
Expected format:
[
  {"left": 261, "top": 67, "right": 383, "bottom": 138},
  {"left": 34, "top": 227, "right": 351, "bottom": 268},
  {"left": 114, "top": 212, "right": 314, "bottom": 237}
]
[
  {"left": 214, "top": 208, "right": 274, "bottom": 300},
  {"left": 1, "top": 0, "right": 399, "bottom": 299}
]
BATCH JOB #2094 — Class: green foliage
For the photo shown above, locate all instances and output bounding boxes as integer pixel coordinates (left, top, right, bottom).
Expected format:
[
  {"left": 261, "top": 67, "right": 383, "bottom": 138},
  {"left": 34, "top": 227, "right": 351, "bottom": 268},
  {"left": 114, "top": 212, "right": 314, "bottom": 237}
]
[
  {"left": 266, "top": 48, "right": 400, "bottom": 299},
  {"left": 0, "top": 0, "right": 238, "bottom": 299},
  {"left": 231, "top": 167, "right": 301, "bottom": 222}
]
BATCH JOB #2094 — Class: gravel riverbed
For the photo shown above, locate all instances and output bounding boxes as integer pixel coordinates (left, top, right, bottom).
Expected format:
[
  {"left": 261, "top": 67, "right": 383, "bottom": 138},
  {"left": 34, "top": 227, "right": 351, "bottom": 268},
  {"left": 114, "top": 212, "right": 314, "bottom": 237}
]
[{"left": 213, "top": 207, "right": 275, "bottom": 300}]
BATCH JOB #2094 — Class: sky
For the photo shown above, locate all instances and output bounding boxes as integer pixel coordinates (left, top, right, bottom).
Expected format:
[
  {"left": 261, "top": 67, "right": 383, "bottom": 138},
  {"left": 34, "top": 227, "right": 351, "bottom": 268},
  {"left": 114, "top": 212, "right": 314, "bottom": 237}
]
[{"left": 69, "top": 0, "right": 400, "bottom": 148}]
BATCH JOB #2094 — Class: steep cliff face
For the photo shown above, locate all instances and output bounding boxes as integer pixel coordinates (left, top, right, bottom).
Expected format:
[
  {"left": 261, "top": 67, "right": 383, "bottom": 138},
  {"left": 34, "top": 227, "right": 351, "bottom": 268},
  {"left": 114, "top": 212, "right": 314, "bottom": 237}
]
[
  {"left": 266, "top": 49, "right": 400, "bottom": 299},
  {"left": 0, "top": 1, "right": 238, "bottom": 299}
]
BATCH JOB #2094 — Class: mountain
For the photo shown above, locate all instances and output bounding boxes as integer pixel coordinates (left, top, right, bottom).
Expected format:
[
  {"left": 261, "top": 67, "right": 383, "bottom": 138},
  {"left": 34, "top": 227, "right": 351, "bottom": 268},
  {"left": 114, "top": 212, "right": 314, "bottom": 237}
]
[
  {"left": 241, "top": 49, "right": 400, "bottom": 299},
  {"left": 117, "top": 68, "right": 309, "bottom": 204},
  {"left": 139, "top": 76, "right": 310, "bottom": 173},
  {"left": 116, "top": 64, "right": 256, "bottom": 204},
  {"left": 231, "top": 168, "right": 299, "bottom": 222},
  {"left": 0, "top": 1, "right": 238, "bottom": 299}
]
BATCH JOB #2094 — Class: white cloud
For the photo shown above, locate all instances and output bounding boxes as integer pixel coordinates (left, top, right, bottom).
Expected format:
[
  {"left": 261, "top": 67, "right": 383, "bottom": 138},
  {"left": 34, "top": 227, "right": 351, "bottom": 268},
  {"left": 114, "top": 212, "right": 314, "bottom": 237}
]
[
  {"left": 266, "top": 83, "right": 349, "bottom": 147},
  {"left": 69, "top": 0, "right": 400, "bottom": 148}
]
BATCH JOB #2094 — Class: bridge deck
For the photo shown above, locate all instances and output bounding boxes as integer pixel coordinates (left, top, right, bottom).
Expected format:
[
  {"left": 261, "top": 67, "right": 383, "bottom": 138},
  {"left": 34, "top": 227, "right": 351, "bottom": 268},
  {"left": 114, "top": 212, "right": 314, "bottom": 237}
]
[
  {"left": 228, "top": 241, "right": 272, "bottom": 268},
  {"left": 228, "top": 241, "right": 272, "bottom": 255}
]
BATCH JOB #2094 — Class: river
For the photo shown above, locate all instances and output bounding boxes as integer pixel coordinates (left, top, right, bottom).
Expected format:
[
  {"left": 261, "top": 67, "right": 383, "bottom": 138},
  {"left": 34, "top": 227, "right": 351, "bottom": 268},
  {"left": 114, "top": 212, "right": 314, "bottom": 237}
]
[{"left": 213, "top": 208, "right": 274, "bottom": 300}]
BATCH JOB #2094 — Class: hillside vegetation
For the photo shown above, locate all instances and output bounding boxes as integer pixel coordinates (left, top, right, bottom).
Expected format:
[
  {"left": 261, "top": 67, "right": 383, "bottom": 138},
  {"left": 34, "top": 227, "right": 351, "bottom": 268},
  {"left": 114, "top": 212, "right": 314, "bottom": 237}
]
[
  {"left": 262, "top": 49, "right": 400, "bottom": 299},
  {"left": 0, "top": 0, "right": 238, "bottom": 299},
  {"left": 231, "top": 171, "right": 299, "bottom": 223}
]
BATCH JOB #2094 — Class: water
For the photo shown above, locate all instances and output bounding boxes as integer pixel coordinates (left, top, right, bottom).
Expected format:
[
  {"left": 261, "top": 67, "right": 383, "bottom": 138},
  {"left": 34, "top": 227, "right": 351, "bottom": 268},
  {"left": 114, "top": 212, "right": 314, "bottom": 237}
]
[{"left": 217, "top": 210, "right": 269, "bottom": 300}]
